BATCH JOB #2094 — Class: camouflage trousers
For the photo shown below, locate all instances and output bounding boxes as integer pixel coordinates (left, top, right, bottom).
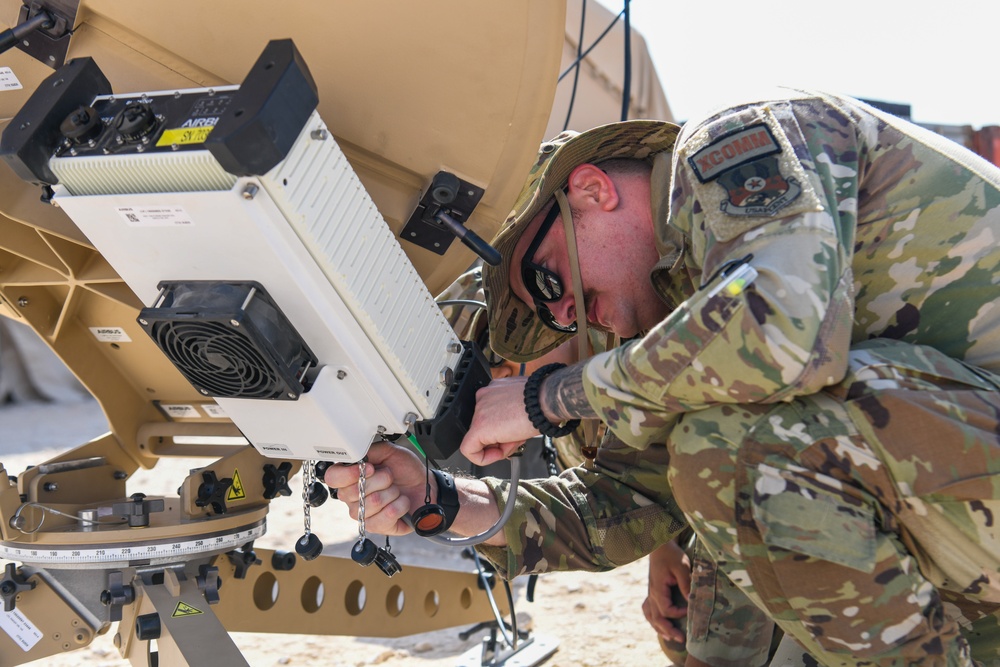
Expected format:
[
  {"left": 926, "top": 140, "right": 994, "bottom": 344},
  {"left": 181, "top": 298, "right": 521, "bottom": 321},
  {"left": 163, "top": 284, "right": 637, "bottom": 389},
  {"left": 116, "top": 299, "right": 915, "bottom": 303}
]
[{"left": 667, "top": 339, "right": 1000, "bottom": 667}]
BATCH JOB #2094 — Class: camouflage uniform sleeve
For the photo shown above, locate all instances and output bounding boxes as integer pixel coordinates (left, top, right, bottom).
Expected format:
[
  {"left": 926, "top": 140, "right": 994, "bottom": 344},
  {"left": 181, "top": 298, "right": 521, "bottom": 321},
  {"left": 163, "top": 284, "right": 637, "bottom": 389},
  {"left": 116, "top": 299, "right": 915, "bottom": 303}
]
[
  {"left": 584, "top": 94, "right": 864, "bottom": 449},
  {"left": 474, "top": 437, "right": 687, "bottom": 578}
]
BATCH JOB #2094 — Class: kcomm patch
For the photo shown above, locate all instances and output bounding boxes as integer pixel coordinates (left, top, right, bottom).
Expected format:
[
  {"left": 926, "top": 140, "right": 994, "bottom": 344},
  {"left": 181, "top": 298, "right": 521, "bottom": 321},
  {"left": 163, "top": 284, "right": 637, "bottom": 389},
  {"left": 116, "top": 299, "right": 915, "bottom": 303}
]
[{"left": 688, "top": 123, "right": 801, "bottom": 217}]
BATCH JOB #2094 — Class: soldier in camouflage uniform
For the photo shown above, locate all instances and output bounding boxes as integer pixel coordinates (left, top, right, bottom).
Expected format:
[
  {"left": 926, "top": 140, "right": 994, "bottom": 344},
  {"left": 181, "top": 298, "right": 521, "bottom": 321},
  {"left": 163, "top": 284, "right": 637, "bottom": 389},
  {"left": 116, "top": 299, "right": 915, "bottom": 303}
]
[
  {"left": 327, "top": 89, "right": 1000, "bottom": 665},
  {"left": 437, "top": 265, "right": 703, "bottom": 662}
]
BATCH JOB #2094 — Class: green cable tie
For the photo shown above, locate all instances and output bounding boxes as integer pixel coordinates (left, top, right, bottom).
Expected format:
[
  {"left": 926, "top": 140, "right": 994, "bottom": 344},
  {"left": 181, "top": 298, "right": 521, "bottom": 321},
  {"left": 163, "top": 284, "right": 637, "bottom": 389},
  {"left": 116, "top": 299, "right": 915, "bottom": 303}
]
[{"left": 407, "top": 433, "right": 427, "bottom": 458}]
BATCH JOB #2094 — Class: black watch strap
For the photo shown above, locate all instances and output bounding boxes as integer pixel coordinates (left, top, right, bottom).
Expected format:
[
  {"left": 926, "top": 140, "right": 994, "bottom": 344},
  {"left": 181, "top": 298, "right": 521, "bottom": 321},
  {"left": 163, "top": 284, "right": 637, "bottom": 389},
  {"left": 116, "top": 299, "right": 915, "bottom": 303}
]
[{"left": 430, "top": 468, "right": 460, "bottom": 530}]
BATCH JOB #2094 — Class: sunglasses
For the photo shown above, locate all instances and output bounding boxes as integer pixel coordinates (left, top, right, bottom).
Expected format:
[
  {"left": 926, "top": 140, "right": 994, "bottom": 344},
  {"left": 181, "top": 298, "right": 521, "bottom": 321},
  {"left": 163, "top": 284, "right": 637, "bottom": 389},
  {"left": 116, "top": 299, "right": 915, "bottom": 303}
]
[{"left": 519, "top": 200, "right": 577, "bottom": 334}]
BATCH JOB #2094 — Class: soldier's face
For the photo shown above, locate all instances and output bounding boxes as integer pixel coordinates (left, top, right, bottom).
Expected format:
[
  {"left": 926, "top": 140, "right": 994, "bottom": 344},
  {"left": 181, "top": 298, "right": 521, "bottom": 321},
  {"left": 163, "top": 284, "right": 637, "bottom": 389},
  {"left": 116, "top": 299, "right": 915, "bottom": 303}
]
[{"left": 510, "top": 193, "right": 666, "bottom": 340}]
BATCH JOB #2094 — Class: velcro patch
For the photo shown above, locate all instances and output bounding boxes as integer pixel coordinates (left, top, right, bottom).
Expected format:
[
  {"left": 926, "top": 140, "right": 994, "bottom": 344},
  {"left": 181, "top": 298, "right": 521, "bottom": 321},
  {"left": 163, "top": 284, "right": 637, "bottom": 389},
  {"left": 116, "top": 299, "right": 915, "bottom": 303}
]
[{"left": 687, "top": 124, "right": 780, "bottom": 183}]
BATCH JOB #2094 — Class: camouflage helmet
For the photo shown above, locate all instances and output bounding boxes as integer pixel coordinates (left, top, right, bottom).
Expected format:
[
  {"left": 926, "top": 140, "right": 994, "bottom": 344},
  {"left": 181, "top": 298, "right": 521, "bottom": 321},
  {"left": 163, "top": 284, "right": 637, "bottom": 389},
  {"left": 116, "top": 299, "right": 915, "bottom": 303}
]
[{"left": 483, "top": 119, "right": 680, "bottom": 362}]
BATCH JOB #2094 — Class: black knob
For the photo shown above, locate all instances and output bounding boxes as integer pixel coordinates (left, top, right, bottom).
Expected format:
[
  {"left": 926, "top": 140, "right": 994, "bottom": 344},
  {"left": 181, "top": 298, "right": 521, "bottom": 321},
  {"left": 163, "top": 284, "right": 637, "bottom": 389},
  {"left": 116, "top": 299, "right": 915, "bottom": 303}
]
[
  {"left": 135, "top": 613, "right": 161, "bottom": 641},
  {"left": 262, "top": 462, "right": 293, "bottom": 499},
  {"left": 430, "top": 171, "right": 460, "bottom": 205},
  {"left": 307, "top": 482, "right": 329, "bottom": 508},
  {"left": 314, "top": 461, "right": 334, "bottom": 482},
  {"left": 271, "top": 550, "right": 297, "bottom": 571},
  {"left": 195, "top": 470, "right": 232, "bottom": 515},
  {"left": 351, "top": 538, "right": 378, "bottom": 566},
  {"left": 295, "top": 533, "right": 323, "bottom": 561}
]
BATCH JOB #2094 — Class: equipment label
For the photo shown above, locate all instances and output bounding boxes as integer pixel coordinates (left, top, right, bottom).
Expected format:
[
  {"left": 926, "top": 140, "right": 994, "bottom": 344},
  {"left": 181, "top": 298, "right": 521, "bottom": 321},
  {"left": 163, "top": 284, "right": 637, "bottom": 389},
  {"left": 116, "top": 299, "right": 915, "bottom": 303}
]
[
  {"left": 156, "top": 126, "right": 214, "bottom": 147},
  {"left": 315, "top": 447, "right": 349, "bottom": 459},
  {"left": 256, "top": 443, "right": 292, "bottom": 456},
  {"left": 89, "top": 326, "right": 132, "bottom": 343},
  {"left": 172, "top": 601, "right": 204, "bottom": 618},
  {"left": 116, "top": 206, "right": 194, "bottom": 227},
  {"left": 0, "top": 607, "right": 42, "bottom": 651},
  {"left": 227, "top": 469, "right": 246, "bottom": 501},
  {"left": 162, "top": 404, "right": 200, "bottom": 419},
  {"left": 201, "top": 404, "right": 227, "bottom": 418},
  {"left": 0, "top": 67, "right": 23, "bottom": 91}
]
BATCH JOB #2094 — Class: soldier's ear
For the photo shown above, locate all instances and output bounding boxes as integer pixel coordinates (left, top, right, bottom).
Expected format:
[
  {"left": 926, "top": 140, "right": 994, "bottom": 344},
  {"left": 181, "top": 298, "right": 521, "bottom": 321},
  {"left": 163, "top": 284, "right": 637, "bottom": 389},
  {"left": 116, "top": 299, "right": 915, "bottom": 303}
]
[{"left": 567, "top": 163, "right": 619, "bottom": 212}]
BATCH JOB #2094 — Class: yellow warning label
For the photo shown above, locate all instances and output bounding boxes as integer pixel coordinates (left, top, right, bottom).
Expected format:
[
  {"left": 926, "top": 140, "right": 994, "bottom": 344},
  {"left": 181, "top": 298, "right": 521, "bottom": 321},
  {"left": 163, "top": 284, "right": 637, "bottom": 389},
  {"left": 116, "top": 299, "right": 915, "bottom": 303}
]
[
  {"left": 172, "top": 601, "right": 203, "bottom": 618},
  {"left": 155, "top": 126, "right": 214, "bottom": 147},
  {"left": 227, "top": 468, "right": 246, "bottom": 501}
]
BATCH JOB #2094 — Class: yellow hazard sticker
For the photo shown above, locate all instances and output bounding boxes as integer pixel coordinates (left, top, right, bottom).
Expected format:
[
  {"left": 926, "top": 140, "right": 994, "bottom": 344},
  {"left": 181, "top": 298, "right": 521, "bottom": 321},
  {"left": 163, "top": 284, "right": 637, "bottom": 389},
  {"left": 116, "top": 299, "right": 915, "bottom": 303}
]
[
  {"left": 227, "top": 469, "right": 246, "bottom": 501},
  {"left": 155, "top": 126, "right": 214, "bottom": 147},
  {"left": 172, "top": 601, "right": 203, "bottom": 618}
]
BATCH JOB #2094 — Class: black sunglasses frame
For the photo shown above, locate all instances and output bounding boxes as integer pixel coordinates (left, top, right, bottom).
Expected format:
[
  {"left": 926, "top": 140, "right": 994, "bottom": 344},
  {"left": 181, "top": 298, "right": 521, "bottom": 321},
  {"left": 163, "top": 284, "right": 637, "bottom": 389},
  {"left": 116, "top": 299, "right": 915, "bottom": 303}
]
[{"left": 519, "top": 200, "right": 577, "bottom": 334}]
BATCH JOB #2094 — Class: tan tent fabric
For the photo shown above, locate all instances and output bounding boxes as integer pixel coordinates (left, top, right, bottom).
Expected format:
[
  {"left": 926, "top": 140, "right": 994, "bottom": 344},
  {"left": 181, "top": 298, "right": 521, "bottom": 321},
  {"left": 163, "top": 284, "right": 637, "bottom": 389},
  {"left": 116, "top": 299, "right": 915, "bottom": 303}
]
[{"left": 547, "top": 0, "right": 674, "bottom": 138}]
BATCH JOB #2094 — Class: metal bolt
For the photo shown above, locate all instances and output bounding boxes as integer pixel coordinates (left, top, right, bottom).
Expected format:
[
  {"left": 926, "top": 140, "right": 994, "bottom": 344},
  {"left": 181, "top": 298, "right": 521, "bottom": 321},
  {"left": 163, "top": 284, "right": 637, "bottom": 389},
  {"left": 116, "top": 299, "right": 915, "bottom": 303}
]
[
  {"left": 310, "top": 129, "right": 328, "bottom": 141},
  {"left": 199, "top": 389, "right": 209, "bottom": 395},
  {"left": 229, "top": 319, "right": 240, "bottom": 327},
  {"left": 287, "top": 392, "right": 297, "bottom": 399},
  {"left": 43, "top": 482, "right": 58, "bottom": 492},
  {"left": 16, "top": 297, "right": 28, "bottom": 308},
  {"left": 113, "top": 471, "right": 128, "bottom": 480},
  {"left": 336, "top": 370, "right": 347, "bottom": 380},
  {"left": 138, "top": 318, "right": 148, "bottom": 326},
  {"left": 439, "top": 367, "right": 454, "bottom": 386},
  {"left": 447, "top": 342, "right": 462, "bottom": 354},
  {"left": 242, "top": 184, "right": 258, "bottom": 200}
]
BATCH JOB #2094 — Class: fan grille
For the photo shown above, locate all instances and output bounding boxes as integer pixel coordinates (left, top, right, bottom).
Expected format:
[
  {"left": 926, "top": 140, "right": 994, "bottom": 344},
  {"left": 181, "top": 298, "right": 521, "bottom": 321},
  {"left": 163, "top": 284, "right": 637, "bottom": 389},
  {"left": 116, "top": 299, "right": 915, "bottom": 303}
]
[
  {"left": 138, "top": 281, "right": 317, "bottom": 401},
  {"left": 150, "top": 320, "right": 284, "bottom": 398}
]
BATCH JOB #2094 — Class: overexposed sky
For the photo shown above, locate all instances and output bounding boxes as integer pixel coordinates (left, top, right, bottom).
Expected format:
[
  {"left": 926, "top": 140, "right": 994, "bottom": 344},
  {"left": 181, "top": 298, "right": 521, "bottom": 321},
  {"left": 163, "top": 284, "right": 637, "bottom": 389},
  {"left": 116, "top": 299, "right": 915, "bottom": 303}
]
[{"left": 594, "top": 0, "right": 998, "bottom": 128}]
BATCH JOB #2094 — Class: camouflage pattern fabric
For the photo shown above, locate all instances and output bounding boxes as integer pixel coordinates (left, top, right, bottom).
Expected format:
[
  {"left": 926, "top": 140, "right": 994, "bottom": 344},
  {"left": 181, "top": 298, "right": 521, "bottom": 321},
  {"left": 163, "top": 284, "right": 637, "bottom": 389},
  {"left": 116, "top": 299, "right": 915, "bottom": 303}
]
[
  {"left": 686, "top": 537, "right": 782, "bottom": 666},
  {"left": 474, "top": 91, "right": 1000, "bottom": 665},
  {"left": 476, "top": 430, "right": 686, "bottom": 577},
  {"left": 435, "top": 262, "right": 486, "bottom": 341},
  {"left": 572, "top": 92, "right": 1000, "bottom": 664},
  {"left": 583, "top": 88, "right": 1000, "bottom": 447},
  {"left": 670, "top": 338, "right": 1000, "bottom": 664}
]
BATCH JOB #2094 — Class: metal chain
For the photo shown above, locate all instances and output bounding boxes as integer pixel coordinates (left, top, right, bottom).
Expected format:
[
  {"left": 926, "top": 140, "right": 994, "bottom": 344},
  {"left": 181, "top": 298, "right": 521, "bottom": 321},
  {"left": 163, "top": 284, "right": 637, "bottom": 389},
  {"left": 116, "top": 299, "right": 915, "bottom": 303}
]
[
  {"left": 357, "top": 459, "right": 367, "bottom": 542},
  {"left": 302, "top": 459, "right": 314, "bottom": 536}
]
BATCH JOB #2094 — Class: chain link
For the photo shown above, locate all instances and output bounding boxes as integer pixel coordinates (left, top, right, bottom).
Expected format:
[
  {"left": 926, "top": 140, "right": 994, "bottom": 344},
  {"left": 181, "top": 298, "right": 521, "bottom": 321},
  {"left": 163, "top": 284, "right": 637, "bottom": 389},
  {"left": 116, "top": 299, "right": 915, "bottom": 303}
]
[
  {"left": 302, "top": 459, "right": 314, "bottom": 536},
  {"left": 357, "top": 459, "right": 367, "bottom": 542}
]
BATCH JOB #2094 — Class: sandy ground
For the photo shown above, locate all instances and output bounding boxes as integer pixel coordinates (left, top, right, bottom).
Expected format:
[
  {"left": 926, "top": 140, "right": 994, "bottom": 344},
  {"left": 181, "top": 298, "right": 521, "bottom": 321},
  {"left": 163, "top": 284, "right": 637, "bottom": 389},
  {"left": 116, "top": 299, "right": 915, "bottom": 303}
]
[{"left": 0, "top": 397, "right": 674, "bottom": 667}]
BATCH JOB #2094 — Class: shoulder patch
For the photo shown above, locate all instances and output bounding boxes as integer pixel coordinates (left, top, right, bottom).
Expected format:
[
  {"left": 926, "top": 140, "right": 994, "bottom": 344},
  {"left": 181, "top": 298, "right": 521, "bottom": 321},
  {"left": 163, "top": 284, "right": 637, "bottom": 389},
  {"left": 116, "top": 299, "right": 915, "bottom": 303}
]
[
  {"left": 716, "top": 156, "right": 802, "bottom": 217},
  {"left": 687, "top": 124, "right": 780, "bottom": 183}
]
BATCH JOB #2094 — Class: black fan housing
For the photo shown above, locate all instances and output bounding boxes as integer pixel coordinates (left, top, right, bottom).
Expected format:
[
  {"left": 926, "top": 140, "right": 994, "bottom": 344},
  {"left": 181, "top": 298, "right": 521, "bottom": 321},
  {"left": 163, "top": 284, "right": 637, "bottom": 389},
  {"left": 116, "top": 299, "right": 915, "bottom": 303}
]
[{"left": 138, "top": 281, "right": 317, "bottom": 400}]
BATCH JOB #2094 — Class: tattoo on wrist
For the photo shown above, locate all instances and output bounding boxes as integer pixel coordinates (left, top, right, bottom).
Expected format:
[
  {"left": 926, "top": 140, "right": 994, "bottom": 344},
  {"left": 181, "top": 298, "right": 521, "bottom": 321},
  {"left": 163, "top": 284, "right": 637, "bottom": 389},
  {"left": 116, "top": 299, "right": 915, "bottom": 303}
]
[{"left": 540, "top": 364, "right": 597, "bottom": 421}]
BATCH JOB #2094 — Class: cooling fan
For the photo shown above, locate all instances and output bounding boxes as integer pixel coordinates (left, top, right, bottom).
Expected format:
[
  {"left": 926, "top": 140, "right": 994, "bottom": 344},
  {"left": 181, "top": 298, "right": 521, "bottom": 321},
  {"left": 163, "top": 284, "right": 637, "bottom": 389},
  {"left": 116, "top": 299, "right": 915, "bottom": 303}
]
[{"left": 139, "top": 281, "right": 318, "bottom": 400}]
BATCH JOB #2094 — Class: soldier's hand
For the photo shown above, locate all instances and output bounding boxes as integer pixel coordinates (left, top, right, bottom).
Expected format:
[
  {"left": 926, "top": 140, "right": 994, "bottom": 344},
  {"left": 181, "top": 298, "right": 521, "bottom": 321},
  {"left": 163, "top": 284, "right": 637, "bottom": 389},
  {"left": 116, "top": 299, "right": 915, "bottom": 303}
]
[
  {"left": 323, "top": 441, "right": 427, "bottom": 536},
  {"left": 642, "top": 541, "right": 690, "bottom": 644},
  {"left": 460, "top": 377, "right": 539, "bottom": 466}
]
